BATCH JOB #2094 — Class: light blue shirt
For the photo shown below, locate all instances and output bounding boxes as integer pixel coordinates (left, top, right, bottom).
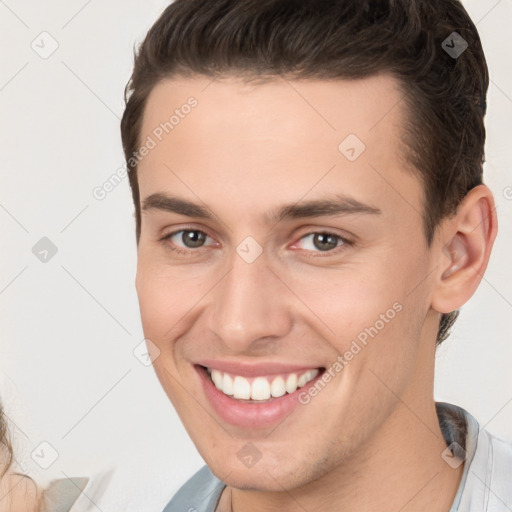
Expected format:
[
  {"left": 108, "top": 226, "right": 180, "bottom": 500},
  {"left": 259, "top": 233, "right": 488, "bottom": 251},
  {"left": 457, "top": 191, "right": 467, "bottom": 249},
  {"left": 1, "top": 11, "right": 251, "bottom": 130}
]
[{"left": 162, "top": 402, "right": 512, "bottom": 512}]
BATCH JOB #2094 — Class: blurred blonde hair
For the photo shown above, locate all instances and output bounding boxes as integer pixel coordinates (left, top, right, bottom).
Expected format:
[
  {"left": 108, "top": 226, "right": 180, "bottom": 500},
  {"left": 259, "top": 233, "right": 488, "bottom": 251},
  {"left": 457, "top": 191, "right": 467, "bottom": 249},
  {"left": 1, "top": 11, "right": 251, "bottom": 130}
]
[
  {"left": 0, "top": 403, "right": 44, "bottom": 512},
  {"left": 0, "top": 404, "right": 13, "bottom": 479}
]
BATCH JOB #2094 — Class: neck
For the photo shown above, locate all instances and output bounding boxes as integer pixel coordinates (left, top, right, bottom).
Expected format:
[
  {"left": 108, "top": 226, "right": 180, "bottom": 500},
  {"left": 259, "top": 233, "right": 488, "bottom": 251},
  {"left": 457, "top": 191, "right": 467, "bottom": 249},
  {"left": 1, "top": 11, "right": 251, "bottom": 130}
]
[
  {"left": 219, "top": 396, "right": 464, "bottom": 512},
  {"left": 217, "top": 319, "right": 464, "bottom": 512},
  {"left": 222, "top": 400, "right": 463, "bottom": 512}
]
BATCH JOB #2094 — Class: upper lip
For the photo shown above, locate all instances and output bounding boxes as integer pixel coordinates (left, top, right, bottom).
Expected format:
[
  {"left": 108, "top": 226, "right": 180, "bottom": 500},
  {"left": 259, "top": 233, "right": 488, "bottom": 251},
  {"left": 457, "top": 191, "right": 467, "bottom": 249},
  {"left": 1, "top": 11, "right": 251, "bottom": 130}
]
[{"left": 196, "top": 359, "right": 324, "bottom": 377}]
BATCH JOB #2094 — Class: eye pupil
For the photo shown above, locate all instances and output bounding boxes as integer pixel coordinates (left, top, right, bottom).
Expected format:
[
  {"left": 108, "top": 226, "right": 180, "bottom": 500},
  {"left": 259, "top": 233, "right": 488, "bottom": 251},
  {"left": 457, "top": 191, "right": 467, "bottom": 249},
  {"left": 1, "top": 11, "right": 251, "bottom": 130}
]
[
  {"left": 183, "top": 230, "right": 206, "bottom": 248},
  {"left": 314, "top": 233, "right": 339, "bottom": 251}
]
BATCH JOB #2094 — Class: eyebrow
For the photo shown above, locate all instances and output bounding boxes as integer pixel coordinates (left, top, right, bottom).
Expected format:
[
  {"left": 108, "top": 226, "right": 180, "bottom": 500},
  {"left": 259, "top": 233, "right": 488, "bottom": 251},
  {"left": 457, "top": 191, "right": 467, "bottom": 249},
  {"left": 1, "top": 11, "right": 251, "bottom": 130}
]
[{"left": 141, "top": 192, "right": 381, "bottom": 225}]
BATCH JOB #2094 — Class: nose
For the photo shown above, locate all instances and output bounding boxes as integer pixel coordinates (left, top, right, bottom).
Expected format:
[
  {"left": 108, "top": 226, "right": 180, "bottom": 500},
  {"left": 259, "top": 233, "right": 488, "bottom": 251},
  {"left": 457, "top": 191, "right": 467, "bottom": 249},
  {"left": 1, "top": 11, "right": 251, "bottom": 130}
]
[{"left": 206, "top": 246, "right": 293, "bottom": 353}]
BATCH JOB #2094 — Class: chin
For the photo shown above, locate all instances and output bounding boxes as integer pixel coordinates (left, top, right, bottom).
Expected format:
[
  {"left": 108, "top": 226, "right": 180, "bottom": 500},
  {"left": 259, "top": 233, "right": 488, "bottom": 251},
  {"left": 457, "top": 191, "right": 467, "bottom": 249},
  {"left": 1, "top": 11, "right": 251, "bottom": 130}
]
[{"left": 207, "top": 453, "right": 312, "bottom": 491}]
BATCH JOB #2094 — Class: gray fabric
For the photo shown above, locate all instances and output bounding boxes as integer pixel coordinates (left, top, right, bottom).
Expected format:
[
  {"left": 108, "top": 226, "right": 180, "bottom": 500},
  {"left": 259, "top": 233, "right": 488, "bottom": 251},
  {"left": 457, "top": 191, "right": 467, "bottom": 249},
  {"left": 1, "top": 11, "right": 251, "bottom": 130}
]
[
  {"left": 162, "top": 465, "right": 224, "bottom": 512},
  {"left": 42, "top": 477, "right": 89, "bottom": 512},
  {"left": 162, "top": 402, "right": 512, "bottom": 512},
  {"left": 448, "top": 404, "right": 480, "bottom": 511}
]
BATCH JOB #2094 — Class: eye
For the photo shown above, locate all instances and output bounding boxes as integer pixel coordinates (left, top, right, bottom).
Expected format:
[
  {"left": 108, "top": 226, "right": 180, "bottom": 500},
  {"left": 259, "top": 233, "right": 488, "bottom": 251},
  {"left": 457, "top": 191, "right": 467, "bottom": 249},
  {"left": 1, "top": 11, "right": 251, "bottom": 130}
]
[
  {"left": 160, "top": 228, "right": 352, "bottom": 258},
  {"left": 293, "top": 231, "right": 351, "bottom": 256},
  {"left": 161, "top": 229, "right": 215, "bottom": 254}
]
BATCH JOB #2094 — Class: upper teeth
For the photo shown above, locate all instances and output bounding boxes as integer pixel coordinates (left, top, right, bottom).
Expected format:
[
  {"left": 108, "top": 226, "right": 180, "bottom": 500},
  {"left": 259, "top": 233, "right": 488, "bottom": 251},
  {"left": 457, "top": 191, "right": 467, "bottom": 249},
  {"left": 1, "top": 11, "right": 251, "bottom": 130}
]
[{"left": 208, "top": 368, "right": 319, "bottom": 401}]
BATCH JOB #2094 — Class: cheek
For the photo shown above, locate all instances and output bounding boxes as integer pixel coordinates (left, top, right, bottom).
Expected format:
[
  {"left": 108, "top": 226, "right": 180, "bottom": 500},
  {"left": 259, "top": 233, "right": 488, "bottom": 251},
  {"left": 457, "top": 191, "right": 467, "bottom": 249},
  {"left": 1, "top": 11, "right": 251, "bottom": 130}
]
[
  {"left": 286, "top": 263, "right": 403, "bottom": 337},
  {"left": 136, "top": 250, "right": 195, "bottom": 314},
  {"left": 135, "top": 260, "right": 189, "bottom": 344},
  {"left": 135, "top": 257, "right": 220, "bottom": 368},
  {"left": 285, "top": 249, "right": 428, "bottom": 360},
  {"left": 136, "top": 272, "right": 169, "bottom": 335}
]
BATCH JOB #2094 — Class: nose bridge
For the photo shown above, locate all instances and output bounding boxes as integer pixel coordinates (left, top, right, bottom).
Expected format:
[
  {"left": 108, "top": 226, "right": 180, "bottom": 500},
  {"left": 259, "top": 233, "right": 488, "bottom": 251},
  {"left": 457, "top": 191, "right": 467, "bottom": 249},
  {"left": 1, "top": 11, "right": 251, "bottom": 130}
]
[{"left": 208, "top": 247, "right": 291, "bottom": 350}]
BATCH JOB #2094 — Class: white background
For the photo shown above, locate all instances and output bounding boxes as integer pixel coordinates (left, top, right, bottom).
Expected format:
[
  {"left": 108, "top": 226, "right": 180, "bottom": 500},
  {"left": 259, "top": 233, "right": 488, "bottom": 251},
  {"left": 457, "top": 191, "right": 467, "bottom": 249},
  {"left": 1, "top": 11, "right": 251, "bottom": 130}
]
[{"left": 0, "top": 1, "right": 511, "bottom": 510}]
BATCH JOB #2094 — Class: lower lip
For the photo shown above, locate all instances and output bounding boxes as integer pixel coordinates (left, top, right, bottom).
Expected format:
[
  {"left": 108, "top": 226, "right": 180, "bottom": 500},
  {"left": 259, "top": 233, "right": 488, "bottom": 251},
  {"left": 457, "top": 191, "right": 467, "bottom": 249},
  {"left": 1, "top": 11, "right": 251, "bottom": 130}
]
[{"left": 196, "top": 365, "right": 324, "bottom": 429}]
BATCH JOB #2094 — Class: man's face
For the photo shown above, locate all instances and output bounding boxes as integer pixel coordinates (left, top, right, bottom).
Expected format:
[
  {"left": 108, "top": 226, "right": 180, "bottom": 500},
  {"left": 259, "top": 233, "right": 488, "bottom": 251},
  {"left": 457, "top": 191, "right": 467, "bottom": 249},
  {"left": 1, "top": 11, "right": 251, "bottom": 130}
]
[{"left": 135, "top": 74, "right": 441, "bottom": 490}]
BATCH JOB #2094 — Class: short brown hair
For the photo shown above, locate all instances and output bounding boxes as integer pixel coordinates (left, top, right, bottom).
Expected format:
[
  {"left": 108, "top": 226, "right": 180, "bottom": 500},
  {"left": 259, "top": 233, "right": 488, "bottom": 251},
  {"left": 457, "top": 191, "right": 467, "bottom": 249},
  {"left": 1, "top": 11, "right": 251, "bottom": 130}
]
[{"left": 120, "top": 0, "right": 489, "bottom": 345}]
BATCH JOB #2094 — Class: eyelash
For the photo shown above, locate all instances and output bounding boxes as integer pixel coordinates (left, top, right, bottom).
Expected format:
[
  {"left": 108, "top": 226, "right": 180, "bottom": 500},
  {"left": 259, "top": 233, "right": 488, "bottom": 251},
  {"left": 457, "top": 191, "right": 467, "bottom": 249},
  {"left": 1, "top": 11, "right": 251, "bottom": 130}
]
[{"left": 160, "top": 228, "right": 353, "bottom": 258}]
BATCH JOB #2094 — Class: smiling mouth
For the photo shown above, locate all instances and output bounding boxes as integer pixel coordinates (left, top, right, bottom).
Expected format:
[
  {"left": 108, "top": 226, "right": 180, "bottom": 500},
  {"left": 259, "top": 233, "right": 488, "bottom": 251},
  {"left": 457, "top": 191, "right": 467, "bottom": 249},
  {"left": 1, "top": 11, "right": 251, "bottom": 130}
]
[{"left": 200, "top": 365, "right": 325, "bottom": 403}]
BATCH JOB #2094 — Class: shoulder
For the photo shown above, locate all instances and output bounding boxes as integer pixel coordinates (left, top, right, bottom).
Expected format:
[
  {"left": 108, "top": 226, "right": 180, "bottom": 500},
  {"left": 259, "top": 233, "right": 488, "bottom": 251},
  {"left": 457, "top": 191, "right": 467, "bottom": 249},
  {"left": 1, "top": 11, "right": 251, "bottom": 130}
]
[
  {"left": 0, "top": 473, "right": 40, "bottom": 512},
  {"left": 162, "top": 465, "right": 226, "bottom": 512},
  {"left": 473, "top": 428, "right": 512, "bottom": 486},
  {"left": 460, "top": 416, "right": 512, "bottom": 511}
]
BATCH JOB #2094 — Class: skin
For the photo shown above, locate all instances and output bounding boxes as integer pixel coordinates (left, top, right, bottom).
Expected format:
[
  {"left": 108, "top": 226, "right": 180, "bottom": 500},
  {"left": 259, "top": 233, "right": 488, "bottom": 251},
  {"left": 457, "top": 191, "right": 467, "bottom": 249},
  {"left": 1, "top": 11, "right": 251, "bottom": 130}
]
[
  {"left": 134, "top": 73, "right": 497, "bottom": 511},
  {"left": 0, "top": 473, "right": 42, "bottom": 512}
]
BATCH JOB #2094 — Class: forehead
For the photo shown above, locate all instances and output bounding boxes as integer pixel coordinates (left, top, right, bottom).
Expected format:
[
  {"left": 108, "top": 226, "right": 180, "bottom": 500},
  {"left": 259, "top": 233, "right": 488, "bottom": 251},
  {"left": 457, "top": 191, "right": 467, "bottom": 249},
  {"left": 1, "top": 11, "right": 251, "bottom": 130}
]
[
  {"left": 136, "top": 73, "right": 423, "bottom": 226},
  {"left": 140, "top": 72, "right": 406, "bottom": 146}
]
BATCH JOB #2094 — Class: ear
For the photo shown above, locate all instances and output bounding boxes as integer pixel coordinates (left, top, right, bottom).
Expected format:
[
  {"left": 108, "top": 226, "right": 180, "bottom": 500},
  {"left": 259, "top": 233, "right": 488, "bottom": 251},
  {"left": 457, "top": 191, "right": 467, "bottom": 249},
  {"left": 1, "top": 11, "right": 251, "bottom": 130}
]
[{"left": 431, "top": 184, "right": 498, "bottom": 314}]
